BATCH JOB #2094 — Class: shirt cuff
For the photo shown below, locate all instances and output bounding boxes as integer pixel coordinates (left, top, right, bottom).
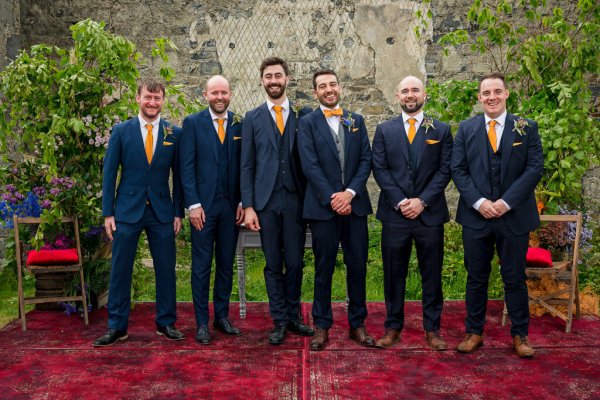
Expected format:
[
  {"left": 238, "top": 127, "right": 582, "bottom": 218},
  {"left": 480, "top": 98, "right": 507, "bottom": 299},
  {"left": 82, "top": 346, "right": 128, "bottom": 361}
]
[
  {"left": 473, "top": 198, "right": 485, "bottom": 211},
  {"left": 500, "top": 199, "right": 511, "bottom": 210},
  {"left": 395, "top": 198, "right": 408, "bottom": 210},
  {"left": 189, "top": 203, "right": 202, "bottom": 210},
  {"left": 345, "top": 188, "right": 356, "bottom": 197}
]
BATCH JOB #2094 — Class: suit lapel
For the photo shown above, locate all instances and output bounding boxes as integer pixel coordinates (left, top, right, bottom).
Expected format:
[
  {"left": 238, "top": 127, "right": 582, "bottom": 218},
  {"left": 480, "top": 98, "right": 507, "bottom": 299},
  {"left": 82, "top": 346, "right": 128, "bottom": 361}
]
[
  {"left": 500, "top": 113, "right": 516, "bottom": 183},
  {"left": 476, "top": 115, "right": 491, "bottom": 177},
  {"left": 202, "top": 110, "right": 220, "bottom": 161},
  {"left": 152, "top": 121, "right": 166, "bottom": 164},
  {"left": 394, "top": 117, "right": 410, "bottom": 164},
  {"left": 316, "top": 111, "right": 340, "bottom": 162},
  {"left": 226, "top": 110, "right": 234, "bottom": 160},
  {"left": 415, "top": 116, "right": 430, "bottom": 169},
  {"left": 259, "top": 104, "right": 278, "bottom": 151},
  {"left": 287, "top": 102, "right": 298, "bottom": 153},
  {"left": 130, "top": 118, "right": 149, "bottom": 166}
]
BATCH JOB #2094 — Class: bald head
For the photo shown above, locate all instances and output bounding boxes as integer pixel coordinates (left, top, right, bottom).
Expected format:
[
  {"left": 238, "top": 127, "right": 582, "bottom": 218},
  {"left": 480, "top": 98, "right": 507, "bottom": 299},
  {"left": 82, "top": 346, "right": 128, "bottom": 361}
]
[
  {"left": 203, "top": 75, "right": 232, "bottom": 116},
  {"left": 395, "top": 75, "right": 426, "bottom": 116}
]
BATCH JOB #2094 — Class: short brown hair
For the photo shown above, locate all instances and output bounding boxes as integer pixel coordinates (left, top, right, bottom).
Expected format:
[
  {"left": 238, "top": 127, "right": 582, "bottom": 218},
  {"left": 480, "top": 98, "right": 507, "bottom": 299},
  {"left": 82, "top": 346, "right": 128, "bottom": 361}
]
[
  {"left": 312, "top": 69, "right": 338, "bottom": 90},
  {"left": 479, "top": 73, "right": 507, "bottom": 91},
  {"left": 259, "top": 57, "right": 289, "bottom": 77},
  {"left": 137, "top": 78, "right": 165, "bottom": 97}
]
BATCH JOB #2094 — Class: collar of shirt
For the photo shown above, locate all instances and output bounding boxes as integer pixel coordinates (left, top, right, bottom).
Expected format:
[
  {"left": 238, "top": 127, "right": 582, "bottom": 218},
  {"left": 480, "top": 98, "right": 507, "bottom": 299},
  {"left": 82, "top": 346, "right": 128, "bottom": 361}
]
[
  {"left": 484, "top": 110, "right": 507, "bottom": 148},
  {"left": 267, "top": 97, "right": 290, "bottom": 127},
  {"left": 402, "top": 111, "right": 424, "bottom": 129},
  {"left": 320, "top": 104, "right": 343, "bottom": 135},
  {"left": 209, "top": 108, "right": 228, "bottom": 131},
  {"left": 139, "top": 114, "right": 160, "bottom": 152}
]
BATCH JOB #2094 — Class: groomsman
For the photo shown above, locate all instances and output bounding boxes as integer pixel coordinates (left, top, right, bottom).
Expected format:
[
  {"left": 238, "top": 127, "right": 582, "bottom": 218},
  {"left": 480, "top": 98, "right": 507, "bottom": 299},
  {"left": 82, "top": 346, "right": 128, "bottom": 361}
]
[
  {"left": 372, "top": 76, "right": 452, "bottom": 350},
  {"left": 298, "top": 69, "right": 374, "bottom": 351},
  {"left": 179, "top": 75, "right": 244, "bottom": 344},
  {"left": 241, "top": 57, "right": 314, "bottom": 345},
  {"left": 451, "top": 73, "right": 543, "bottom": 358},
  {"left": 94, "top": 79, "right": 184, "bottom": 346}
]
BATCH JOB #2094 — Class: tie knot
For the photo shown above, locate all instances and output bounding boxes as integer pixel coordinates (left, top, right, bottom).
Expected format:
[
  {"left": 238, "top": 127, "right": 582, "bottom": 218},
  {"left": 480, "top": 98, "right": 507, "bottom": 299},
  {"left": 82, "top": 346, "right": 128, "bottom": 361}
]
[
  {"left": 217, "top": 118, "right": 225, "bottom": 126},
  {"left": 273, "top": 105, "right": 283, "bottom": 113},
  {"left": 408, "top": 118, "right": 416, "bottom": 126},
  {"left": 489, "top": 120, "right": 497, "bottom": 127},
  {"left": 323, "top": 108, "right": 343, "bottom": 118},
  {"left": 146, "top": 123, "right": 153, "bottom": 130}
]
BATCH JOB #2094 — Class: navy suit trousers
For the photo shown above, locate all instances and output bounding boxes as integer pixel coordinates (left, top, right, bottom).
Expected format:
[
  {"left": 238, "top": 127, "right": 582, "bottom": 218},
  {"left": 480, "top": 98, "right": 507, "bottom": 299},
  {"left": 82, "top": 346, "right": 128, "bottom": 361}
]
[
  {"left": 190, "top": 198, "right": 239, "bottom": 326},
  {"left": 108, "top": 204, "right": 177, "bottom": 331},
  {"left": 463, "top": 218, "right": 529, "bottom": 337}
]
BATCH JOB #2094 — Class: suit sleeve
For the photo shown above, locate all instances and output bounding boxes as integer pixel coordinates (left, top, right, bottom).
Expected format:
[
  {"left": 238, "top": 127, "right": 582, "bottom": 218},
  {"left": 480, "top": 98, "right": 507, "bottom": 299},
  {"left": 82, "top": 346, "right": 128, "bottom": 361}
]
[
  {"left": 298, "top": 116, "right": 336, "bottom": 207},
  {"left": 372, "top": 124, "right": 406, "bottom": 205},
  {"left": 179, "top": 116, "right": 200, "bottom": 208},
  {"left": 345, "top": 115, "right": 372, "bottom": 196},
  {"left": 101, "top": 125, "right": 122, "bottom": 217},
  {"left": 240, "top": 112, "right": 255, "bottom": 208},
  {"left": 419, "top": 123, "right": 453, "bottom": 205},
  {"left": 451, "top": 122, "right": 485, "bottom": 206},
  {"left": 500, "top": 120, "right": 544, "bottom": 208},
  {"left": 171, "top": 125, "right": 184, "bottom": 218}
]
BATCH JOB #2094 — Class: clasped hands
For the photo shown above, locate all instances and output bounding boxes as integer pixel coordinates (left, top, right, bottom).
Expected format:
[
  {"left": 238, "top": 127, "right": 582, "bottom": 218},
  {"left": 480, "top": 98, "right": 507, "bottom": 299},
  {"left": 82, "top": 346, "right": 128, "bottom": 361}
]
[
  {"left": 479, "top": 199, "right": 509, "bottom": 219},
  {"left": 399, "top": 198, "right": 424, "bottom": 220},
  {"left": 330, "top": 191, "right": 352, "bottom": 215}
]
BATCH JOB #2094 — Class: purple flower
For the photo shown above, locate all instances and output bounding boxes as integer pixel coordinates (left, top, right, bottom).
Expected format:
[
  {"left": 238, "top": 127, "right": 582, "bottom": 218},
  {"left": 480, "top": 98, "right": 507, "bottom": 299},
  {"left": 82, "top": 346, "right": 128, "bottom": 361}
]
[
  {"left": 1, "top": 194, "right": 10, "bottom": 201},
  {"left": 50, "top": 188, "right": 60, "bottom": 196},
  {"left": 41, "top": 200, "right": 52, "bottom": 209},
  {"left": 15, "top": 192, "right": 25, "bottom": 201},
  {"left": 5, "top": 184, "right": 16, "bottom": 193},
  {"left": 33, "top": 186, "right": 46, "bottom": 196}
]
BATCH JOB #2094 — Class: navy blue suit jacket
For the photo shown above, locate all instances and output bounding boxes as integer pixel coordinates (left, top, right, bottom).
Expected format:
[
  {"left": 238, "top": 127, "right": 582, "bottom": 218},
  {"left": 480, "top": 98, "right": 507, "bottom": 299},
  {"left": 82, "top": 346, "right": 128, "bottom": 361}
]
[
  {"left": 102, "top": 117, "right": 183, "bottom": 224},
  {"left": 298, "top": 109, "right": 373, "bottom": 220},
  {"left": 451, "top": 113, "right": 544, "bottom": 235},
  {"left": 372, "top": 116, "right": 452, "bottom": 226},
  {"left": 240, "top": 102, "right": 310, "bottom": 211},
  {"left": 179, "top": 109, "right": 242, "bottom": 212}
]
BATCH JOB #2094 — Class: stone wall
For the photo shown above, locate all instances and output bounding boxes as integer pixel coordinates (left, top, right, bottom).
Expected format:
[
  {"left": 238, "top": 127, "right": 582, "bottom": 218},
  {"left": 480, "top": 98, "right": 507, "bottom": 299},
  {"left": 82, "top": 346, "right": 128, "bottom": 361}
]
[{"left": 0, "top": 0, "right": 20, "bottom": 69}]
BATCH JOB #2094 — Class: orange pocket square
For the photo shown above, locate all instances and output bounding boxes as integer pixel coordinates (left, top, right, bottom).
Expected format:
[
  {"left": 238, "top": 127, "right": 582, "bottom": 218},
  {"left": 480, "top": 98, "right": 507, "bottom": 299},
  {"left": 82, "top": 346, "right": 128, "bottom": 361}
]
[
  {"left": 352, "top": 128, "right": 359, "bottom": 132},
  {"left": 163, "top": 142, "right": 174, "bottom": 146},
  {"left": 426, "top": 139, "right": 440, "bottom": 144},
  {"left": 233, "top": 136, "right": 242, "bottom": 140},
  {"left": 512, "top": 142, "right": 523, "bottom": 147}
]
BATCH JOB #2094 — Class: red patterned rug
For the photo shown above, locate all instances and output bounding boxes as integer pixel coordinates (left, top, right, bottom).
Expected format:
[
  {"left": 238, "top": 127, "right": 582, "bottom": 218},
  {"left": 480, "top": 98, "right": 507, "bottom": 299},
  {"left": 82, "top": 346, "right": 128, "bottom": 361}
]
[{"left": 1, "top": 301, "right": 599, "bottom": 399}]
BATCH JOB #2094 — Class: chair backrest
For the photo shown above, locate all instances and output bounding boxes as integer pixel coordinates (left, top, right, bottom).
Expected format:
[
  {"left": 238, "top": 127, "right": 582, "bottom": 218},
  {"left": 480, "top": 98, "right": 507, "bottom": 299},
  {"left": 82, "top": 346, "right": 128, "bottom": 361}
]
[
  {"left": 13, "top": 215, "right": 82, "bottom": 268},
  {"left": 538, "top": 213, "right": 582, "bottom": 270}
]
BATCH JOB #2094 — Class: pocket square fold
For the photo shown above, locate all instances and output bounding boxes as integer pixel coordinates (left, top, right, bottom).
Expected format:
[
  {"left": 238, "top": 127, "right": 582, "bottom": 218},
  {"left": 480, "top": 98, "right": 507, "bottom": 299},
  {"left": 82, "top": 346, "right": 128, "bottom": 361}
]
[
  {"left": 233, "top": 136, "right": 242, "bottom": 140},
  {"left": 352, "top": 128, "right": 359, "bottom": 132},
  {"left": 512, "top": 142, "right": 523, "bottom": 147},
  {"left": 163, "top": 142, "right": 174, "bottom": 146},
  {"left": 426, "top": 139, "right": 440, "bottom": 144}
]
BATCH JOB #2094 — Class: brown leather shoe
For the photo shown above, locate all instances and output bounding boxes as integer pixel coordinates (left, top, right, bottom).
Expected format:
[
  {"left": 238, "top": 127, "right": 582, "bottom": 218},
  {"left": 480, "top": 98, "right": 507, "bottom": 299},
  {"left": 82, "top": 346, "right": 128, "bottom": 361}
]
[
  {"left": 349, "top": 326, "right": 375, "bottom": 347},
  {"left": 310, "top": 327, "right": 329, "bottom": 351},
  {"left": 513, "top": 336, "right": 535, "bottom": 358},
  {"left": 456, "top": 333, "right": 484, "bottom": 353},
  {"left": 375, "top": 329, "right": 401, "bottom": 348},
  {"left": 425, "top": 331, "right": 447, "bottom": 351}
]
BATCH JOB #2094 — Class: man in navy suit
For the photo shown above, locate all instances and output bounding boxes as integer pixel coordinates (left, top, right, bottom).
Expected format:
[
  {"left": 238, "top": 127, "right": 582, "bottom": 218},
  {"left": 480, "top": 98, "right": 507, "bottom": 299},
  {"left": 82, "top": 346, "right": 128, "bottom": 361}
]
[
  {"left": 451, "top": 73, "right": 543, "bottom": 358},
  {"left": 179, "top": 75, "right": 244, "bottom": 345},
  {"left": 93, "top": 79, "right": 185, "bottom": 347},
  {"left": 298, "top": 69, "right": 374, "bottom": 351},
  {"left": 241, "top": 57, "right": 314, "bottom": 345},
  {"left": 372, "top": 76, "right": 452, "bottom": 351}
]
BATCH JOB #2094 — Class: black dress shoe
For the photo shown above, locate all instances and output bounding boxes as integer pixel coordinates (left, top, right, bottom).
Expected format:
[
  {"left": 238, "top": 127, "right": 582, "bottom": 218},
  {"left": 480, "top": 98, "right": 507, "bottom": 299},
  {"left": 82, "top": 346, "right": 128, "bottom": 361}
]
[
  {"left": 156, "top": 324, "right": 185, "bottom": 341},
  {"left": 92, "top": 329, "right": 128, "bottom": 347},
  {"left": 268, "top": 323, "right": 287, "bottom": 345},
  {"left": 195, "top": 325, "right": 211, "bottom": 345},
  {"left": 287, "top": 320, "right": 314, "bottom": 336},
  {"left": 213, "top": 319, "right": 242, "bottom": 336}
]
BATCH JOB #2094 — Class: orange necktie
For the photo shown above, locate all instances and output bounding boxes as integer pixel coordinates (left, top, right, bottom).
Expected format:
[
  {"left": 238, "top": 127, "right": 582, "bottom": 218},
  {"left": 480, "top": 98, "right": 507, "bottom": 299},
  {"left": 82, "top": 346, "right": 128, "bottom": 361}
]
[
  {"left": 407, "top": 118, "right": 417, "bottom": 144},
  {"left": 273, "top": 105, "right": 284, "bottom": 135},
  {"left": 488, "top": 120, "right": 497, "bottom": 153},
  {"left": 145, "top": 123, "right": 153, "bottom": 163},
  {"left": 323, "top": 108, "right": 343, "bottom": 118},
  {"left": 217, "top": 118, "right": 226, "bottom": 144}
]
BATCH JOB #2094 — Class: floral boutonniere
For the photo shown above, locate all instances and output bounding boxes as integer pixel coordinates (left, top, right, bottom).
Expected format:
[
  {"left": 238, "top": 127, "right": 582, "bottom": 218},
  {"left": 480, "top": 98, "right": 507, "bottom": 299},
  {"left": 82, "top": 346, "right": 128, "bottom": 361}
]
[
  {"left": 163, "top": 125, "right": 173, "bottom": 140},
  {"left": 512, "top": 117, "right": 529, "bottom": 136},
  {"left": 291, "top": 104, "right": 304, "bottom": 119},
  {"left": 341, "top": 112, "right": 358, "bottom": 132},
  {"left": 231, "top": 113, "right": 243, "bottom": 126},
  {"left": 422, "top": 116, "right": 435, "bottom": 133}
]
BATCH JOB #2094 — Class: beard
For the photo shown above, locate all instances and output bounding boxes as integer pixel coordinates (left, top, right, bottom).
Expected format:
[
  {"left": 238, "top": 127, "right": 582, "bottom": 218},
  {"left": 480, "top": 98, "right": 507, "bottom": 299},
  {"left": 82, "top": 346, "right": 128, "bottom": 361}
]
[
  {"left": 400, "top": 99, "right": 424, "bottom": 114},
  {"left": 264, "top": 82, "right": 286, "bottom": 100},
  {"left": 209, "top": 100, "right": 229, "bottom": 114}
]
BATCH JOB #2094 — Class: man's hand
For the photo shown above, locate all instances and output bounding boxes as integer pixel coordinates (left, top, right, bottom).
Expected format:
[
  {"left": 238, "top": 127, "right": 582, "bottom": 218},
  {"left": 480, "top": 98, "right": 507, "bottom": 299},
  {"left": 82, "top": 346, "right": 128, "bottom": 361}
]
[
  {"left": 189, "top": 206, "right": 206, "bottom": 231},
  {"left": 244, "top": 207, "right": 261, "bottom": 231},
  {"left": 330, "top": 191, "right": 353, "bottom": 215},
  {"left": 400, "top": 198, "right": 424, "bottom": 220},
  {"left": 491, "top": 200, "right": 509, "bottom": 218},
  {"left": 479, "top": 199, "right": 500, "bottom": 219},
  {"left": 104, "top": 216, "right": 116, "bottom": 241},
  {"left": 174, "top": 217, "right": 182, "bottom": 235},
  {"left": 236, "top": 205, "right": 245, "bottom": 225}
]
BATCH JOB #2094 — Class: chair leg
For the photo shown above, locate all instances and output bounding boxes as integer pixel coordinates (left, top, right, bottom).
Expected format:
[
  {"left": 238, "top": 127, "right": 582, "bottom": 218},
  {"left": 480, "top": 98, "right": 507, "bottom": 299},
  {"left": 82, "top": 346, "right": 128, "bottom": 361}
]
[
  {"left": 502, "top": 301, "right": 508, "bottom": 326},
  {"left": 17, "top": 265, "right": 26, "bottom": 331},
  {"left": 575, "top": 273, "right": 581, "bottom": 319},
  {"left": 79, "top": 268, "right": 89, "bottom": 325},
  {"left": 566, "top": 284, "right": 576, "bottom": 334}
]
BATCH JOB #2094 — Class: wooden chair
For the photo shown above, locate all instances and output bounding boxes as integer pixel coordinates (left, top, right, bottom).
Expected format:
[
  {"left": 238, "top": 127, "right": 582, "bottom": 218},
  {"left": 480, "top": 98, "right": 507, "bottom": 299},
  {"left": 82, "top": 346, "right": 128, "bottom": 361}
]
[
  {"left": 502, "top": 213, "right": 582, "bottom": 332},
  {"left": 14, "top": 215, "right": 89, "bottom": 330}
]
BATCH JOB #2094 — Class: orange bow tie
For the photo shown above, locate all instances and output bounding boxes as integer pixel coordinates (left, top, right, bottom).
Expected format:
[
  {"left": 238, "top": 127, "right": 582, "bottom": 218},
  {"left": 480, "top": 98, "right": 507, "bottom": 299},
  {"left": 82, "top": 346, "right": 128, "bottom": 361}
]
[{"left": 323, "top": 108, "right": 343, "bottom": 118}]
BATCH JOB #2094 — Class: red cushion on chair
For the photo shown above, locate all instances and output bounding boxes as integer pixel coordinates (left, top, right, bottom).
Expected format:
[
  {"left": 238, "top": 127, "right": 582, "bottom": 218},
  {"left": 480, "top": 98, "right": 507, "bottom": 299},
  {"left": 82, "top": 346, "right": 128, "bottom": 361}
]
[
  {"left": 526, "top": 247, "right": 553, "bottom": 268},
  {"left": 26, "top": 248, "right": 79, "bottom": 266}
]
